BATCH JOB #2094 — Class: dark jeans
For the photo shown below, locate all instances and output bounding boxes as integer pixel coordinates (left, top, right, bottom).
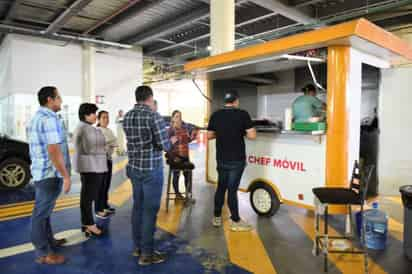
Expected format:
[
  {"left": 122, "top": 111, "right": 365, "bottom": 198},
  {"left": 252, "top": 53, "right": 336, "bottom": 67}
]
[
  {"left": 214, "top": 161, "right": 246, "bottom": 222},
  {"left": 170, "top": 157, "right": 193, "bottom": 194},
  {"left": 31, "top": 177, "right": 63, "bottom": 257},
  {"left": 80, "top": 173, "right": 105, "bottom": 226},
  {"left": 127, "top": 165, "right": 163, "bottom": 256},
  {"left": 97, "top": 160, "right": 113, "bottom": 209},
  {"left": 173, "top": 170, "right": 192, "bottom": 194}
]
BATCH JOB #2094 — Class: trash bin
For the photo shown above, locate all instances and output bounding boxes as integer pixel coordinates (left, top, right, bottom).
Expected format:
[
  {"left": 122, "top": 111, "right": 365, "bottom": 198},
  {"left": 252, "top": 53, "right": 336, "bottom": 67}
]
[{"left": 400, "top": 185, "right": 412, "bottom": 261}]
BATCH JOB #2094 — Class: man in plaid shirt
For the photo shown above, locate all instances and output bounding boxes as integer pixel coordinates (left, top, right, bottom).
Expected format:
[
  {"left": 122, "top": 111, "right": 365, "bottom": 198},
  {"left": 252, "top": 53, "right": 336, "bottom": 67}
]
[
  {"left": 123, "top": 86, "right": 175, "bottom": 266},
  {"left": 28, "top": 86, "right": 71, "bottom": 265}
]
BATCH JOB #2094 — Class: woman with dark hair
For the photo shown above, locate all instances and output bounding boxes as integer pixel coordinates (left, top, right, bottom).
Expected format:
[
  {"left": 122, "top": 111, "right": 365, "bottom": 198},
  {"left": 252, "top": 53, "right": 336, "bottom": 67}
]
[
  {"left": 73, "top": 103, "right": 108, "bottom": 237},
  {"left": 168, "top": 110, "right": 197, "bottom": 203},
  {"left": 97, "top": 111, "right": 117, "bottom": 214}
]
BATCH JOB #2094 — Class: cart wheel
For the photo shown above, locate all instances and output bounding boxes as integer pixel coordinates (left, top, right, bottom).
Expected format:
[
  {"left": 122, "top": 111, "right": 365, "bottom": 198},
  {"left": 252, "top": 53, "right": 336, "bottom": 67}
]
[{"left": 249, "top": 182, "right": 280, "bottom": 217}]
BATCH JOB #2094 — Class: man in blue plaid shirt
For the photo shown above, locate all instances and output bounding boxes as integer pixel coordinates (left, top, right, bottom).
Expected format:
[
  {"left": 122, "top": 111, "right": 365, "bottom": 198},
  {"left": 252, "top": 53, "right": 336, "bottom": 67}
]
[
  {"left": 123, "top": 86, "right": 175, "bottom": 266},
  {"left": 28, "top": 86, "right": 71, "bottom": 265}
]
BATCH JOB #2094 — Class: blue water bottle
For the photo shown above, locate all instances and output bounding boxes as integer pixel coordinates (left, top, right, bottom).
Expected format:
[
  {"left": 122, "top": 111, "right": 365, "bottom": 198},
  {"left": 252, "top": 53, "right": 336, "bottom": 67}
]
[{"left": 363, "top": 202, "right": 388, "bottom": 250}]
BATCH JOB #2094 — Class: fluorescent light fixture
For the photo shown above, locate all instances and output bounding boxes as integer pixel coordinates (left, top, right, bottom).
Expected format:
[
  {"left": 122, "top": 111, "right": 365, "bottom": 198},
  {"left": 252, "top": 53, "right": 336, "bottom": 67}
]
[{"left": 203, "top": 54, "right": 324, "bottom": 73}]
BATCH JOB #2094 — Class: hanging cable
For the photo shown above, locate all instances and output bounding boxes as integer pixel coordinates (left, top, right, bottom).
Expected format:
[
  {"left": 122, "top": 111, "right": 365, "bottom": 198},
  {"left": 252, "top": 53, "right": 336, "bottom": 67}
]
[{"left": 192, "top": 78, "right": 212, "bottom": 102}]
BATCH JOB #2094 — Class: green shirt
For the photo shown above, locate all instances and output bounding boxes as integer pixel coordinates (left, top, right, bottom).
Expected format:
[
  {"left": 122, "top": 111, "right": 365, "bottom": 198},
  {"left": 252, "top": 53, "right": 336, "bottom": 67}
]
[{"left": 292, "top": 95, "right": 324, "bottom": 122}]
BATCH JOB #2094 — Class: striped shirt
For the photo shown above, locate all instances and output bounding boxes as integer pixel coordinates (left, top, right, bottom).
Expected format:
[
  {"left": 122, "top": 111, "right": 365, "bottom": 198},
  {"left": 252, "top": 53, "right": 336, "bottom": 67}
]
[
  {"left": 123, "top": 104, "right": 171, "bottom": 171},
  {"left": 28, "top": 107, "right": 70, "bottom": 182}
]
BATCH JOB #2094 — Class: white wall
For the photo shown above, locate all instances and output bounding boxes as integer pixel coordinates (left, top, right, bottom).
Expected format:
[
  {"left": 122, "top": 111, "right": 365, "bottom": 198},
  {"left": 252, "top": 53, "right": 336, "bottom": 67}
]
[
  {"left": 9, "top": 34, "right": 82, "bottom": 96},
  {"left": 151, "top": 79, "right": 207, "bottom": 127},
  {"left": 0, "top": 34, "right": 143, "bottom": 139},
  {"left": 257, "top": 69, "right": 299, "bottom": 121},
  {"left": 379, "top": 67, "right": 412, "bottom": 195},
  {"left": 0, "top": 36, "right": 13, "bottom": 98},
  {"left": 95, "top": 48, "right": 143, "bottom": 130}
]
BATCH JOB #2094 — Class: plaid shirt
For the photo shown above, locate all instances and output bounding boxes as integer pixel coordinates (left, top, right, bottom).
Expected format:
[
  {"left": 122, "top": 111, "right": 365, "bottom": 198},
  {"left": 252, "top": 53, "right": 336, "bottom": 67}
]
[
  {"left": 28, "top": 107, "right": 71, "bottom": 182},
  {"left": 123, "top": 104, "right": 171, "bottom": 171},
  {"left": 168, "top": 123, "right": 196, "bottom": 158}
]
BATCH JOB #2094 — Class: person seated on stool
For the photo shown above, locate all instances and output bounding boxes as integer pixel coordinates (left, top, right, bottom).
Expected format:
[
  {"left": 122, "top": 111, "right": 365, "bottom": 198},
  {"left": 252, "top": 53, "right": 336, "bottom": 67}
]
[{"left": 168, "top": 110, "right": 197, "bottom": 203}]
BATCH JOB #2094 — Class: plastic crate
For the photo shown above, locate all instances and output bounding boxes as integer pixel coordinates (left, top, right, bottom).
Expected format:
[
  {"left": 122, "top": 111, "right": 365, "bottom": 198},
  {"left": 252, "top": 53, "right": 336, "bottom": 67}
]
[{"left": 292, "top": 122, "right": 326, "bottom": 131}]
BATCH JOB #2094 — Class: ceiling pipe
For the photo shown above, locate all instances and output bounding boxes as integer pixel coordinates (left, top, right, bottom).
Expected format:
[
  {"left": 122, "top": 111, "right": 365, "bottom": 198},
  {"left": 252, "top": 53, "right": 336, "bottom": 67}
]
[
  {"left": 82, "top": 0, "right": 144, "bottom": 35},
  {"left": 0, "top": 23, "right": 134, "bottom": 49},
  {"left": 175, "top": 0, "right": 412, "bottom": 61},
  {"left": 44, "top": 0, "right": 93, "bottom": 34}
]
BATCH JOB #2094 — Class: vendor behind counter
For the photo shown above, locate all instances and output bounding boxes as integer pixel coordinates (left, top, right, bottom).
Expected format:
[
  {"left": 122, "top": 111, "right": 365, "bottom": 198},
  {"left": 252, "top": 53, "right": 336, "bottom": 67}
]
[{"left": 292, "top": 84, "right": 326, "bottom": 123}]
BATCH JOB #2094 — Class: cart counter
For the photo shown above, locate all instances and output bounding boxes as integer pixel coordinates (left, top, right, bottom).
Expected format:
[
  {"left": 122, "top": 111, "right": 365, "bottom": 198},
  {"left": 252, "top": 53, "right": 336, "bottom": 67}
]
[{"left": 207, "top": 130, "right": 327, "bottom": 207}]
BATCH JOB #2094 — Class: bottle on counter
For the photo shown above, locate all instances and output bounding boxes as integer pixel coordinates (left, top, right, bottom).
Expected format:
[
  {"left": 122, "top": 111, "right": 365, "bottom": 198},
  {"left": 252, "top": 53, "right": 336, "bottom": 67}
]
[{"left": 284, "top": 108, "right": 292, "bottom": 131}]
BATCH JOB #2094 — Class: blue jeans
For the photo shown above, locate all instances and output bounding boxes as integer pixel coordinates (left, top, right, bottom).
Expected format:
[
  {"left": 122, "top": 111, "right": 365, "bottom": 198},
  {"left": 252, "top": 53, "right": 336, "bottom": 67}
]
[
  {"left": 31, "top": 177, "right": 63, "bottom": 257},
  {"left": 214, "top": 161, "right": 246, "bottom": 222},
  {"left": 127, "top": 165, "right": 163, "bottom": 256}
]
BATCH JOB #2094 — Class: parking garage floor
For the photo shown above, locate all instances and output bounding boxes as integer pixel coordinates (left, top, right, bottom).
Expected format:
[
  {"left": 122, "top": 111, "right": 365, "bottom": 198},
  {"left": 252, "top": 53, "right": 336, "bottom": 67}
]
[{"left": 0, "top": 145, "right": 411, "bottom": 274}]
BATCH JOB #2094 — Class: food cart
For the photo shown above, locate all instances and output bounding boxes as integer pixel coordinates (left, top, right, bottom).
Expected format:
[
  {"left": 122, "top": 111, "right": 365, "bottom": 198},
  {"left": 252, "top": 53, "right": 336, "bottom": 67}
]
[{"left": 185, "top": 19, "right": 412, "bottom": 216}]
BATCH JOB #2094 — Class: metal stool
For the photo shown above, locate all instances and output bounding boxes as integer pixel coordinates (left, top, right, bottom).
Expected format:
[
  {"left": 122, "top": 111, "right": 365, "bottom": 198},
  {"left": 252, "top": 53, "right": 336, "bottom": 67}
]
[
  {"left": 165, "top": 164, "right": 194, "bottom": 212},
  {"left": 312, "top": 164, "right": 375, "bottom": 273}
]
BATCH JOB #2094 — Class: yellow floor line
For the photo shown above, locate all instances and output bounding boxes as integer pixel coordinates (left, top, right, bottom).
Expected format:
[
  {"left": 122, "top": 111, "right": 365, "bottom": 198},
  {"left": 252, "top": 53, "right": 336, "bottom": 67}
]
[
  {"left": 0, "top": 197, "right": 80, "bottom": 217},
  {"left": 221, "top": 208, "right": 277, "bottom": 274},
  {"left": 288, "top": 209, "right": 387, "bottom": 274},
  {"left": 388, "top": 217, "right": 403, "bottom": 242},
  {"left": 156, "top": 198, "right": 184, "bottom": 235},
  {"left": 0, "top": 159, "right": 128, "bottom": 212},
  {"left": 112, "top": 159, "right": 128, "bottom": 174},
  {"left": 0, "top": 203, "right": 79, "bottom": 222},
  {"left": 108, "top": 179, "right": 132, "bottom": 207},
  {"left": 383, "top": 196, "right": 402, "bottom": 206}
]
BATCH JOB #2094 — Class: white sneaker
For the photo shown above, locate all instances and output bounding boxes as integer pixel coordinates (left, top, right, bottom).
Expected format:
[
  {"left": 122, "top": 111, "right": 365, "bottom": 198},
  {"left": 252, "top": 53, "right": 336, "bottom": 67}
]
[
  {"left": 212, "top": 217, "right": 222, "bottom": 227},
  {"left": 230, "top": 219, "right": 253, "bottom": 232}
]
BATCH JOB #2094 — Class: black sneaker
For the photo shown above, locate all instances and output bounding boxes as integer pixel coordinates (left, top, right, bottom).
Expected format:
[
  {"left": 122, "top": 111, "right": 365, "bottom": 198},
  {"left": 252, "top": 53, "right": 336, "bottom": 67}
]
[
  {"left": 133, "top": 249, "right": 165, "bottom": 257},
  {"left": 138, "top": 253, "right": 166, "bottom": 266}
]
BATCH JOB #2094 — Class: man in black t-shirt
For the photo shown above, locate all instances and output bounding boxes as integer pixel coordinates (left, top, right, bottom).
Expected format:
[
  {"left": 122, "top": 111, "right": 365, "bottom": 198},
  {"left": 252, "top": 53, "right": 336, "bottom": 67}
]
[{"left": 207, "top": 90, "right": 256, "bottom": 232}]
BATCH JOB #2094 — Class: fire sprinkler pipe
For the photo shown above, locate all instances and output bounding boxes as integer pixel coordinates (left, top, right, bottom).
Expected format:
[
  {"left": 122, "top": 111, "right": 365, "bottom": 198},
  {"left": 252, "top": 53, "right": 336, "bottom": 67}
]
[{"left": 0, "top": 23, "right": 133, "bottom": 49}]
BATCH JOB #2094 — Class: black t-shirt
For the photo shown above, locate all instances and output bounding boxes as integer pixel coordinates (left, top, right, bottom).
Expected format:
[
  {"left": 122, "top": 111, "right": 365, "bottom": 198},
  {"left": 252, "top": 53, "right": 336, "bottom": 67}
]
[{"left": 207, "top": 107, "right": 253, "bottom": 162}]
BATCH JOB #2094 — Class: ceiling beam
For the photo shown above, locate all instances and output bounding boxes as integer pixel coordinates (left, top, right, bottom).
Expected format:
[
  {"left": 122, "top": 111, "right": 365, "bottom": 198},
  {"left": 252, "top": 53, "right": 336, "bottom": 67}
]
[
  {"left": 88, "top": 0, "right": 164, "bottom": 35},
  {"left": 122, "top": 6, "right": 210, "bottom": 45},
  {"left": 146, "top": 11, "right": 277, "bottom": 55},
  {"left": 83, "top": 0, "right": 143, "bottom": 35},
  {"left": 44, "top": 0, "right": 93, "bottom": 34},
  {"left": 0, "top": 0, "right": 22, "bottom": 44},
  {"left": 295, "top": 0, "right": 324, "bottom": 8},
  {"left": 249, "top": 0, "right": 315, "bottom": 24},
  {"left": 121, "top": 0, "right": 250, "bottom": 45}
]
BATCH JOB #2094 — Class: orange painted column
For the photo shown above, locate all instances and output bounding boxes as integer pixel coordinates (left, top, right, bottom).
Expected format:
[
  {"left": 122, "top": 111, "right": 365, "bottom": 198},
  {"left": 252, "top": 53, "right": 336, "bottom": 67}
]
[{"left": 326, "top": 46, "right": 350, "bottom": 214}]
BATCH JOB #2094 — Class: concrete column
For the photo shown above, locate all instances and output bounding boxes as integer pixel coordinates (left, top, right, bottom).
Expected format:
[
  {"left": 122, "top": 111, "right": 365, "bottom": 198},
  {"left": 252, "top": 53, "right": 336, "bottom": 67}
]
[
  {"left": 325, "top": 46, "right": 351, "bottom": 214},
  {"left": 82, "top": 44, "right": 95, "bottom": 103},
  {"left": 210, "top": 0, "right": 235, "bottom": 56}
]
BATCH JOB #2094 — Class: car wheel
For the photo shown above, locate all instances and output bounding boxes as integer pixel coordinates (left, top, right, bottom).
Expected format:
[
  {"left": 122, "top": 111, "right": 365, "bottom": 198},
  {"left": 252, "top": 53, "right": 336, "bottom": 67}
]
[
  {"left": 250, "top": 182, "right": 280, "bottom": 217},
  {"left": 0, "top": 158, "right": 30, "bottom": 189}
]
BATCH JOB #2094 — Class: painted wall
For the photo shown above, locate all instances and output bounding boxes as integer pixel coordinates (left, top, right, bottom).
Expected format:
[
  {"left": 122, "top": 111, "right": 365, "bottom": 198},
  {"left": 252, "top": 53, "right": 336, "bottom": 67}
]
[
  {"left": 0, "top": 36, "right": 12, "bottom": 98},
  {"left": 151, "top": 79, "right": 207, "bottom": 127},
  {"left": 0, "top": 34, "right": 143, "bottom": 139},
  {"left": 94, "top": 48, "right": 143, "bottom": 131},
  {"left": 9, "top": 34, "right": 82, "bottom": 96},
  {"left": 212, "top": 80, "right": 258, "bottom": 118},
  {"left": 379, "top": 67, "right": 412, "bottom": 195}
]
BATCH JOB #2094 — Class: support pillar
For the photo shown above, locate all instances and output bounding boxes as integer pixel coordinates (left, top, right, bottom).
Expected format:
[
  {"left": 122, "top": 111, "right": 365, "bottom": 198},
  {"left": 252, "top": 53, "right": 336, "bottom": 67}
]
[
  {"left": 326, "top": 46, "right": 351, "bottom": 214},
  {"left": 210, "top": 0, "right": 235, "bottom": 56},
  {"left": 82, "top": 44, "right": 95, "bottom": 103}
]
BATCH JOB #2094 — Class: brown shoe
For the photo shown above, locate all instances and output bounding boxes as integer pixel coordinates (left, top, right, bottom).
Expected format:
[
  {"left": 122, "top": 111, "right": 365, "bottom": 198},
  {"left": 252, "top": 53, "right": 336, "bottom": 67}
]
[{"left": 35, "top": 254, "right": 66, "bottom": 265}]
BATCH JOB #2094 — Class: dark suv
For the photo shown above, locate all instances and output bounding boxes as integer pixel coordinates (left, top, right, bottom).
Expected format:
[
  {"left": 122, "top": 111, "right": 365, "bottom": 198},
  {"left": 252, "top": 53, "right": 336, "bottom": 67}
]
[{"left": 0, "top": 135, "right": 31, "bottom": 189}]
